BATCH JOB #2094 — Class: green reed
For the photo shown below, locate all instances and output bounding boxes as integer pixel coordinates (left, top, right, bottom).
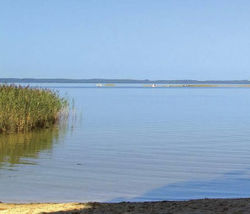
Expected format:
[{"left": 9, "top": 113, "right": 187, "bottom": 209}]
[{"left": 0, "top": 85, "right": 68, "bottom": 133}]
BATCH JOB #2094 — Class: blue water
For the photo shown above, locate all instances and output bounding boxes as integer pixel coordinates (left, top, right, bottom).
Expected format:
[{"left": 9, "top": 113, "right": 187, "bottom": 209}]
[{"left": 1, "top": 85, "right": 250, "bottom": 202}]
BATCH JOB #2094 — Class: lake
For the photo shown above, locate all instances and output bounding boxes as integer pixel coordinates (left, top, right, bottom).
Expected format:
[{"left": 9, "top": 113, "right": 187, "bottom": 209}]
[{"left": 1, "top": 84, "right": 250, "bottom": 202}]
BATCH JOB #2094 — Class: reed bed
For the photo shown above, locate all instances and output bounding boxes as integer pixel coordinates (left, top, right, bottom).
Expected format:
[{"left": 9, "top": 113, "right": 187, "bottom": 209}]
[{"left": 0, "top": 85, "right": 68, "bottom": 133}]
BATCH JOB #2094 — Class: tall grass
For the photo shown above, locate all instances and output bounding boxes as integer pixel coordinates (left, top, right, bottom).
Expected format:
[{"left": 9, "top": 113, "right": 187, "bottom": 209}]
[{"left": 0, "top": 85, "right": 68, "bottom": 133}]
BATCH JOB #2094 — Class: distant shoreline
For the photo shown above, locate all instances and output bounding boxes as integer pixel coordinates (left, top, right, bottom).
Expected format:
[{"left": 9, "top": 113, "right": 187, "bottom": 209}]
[{"left": 1, "top": 78, "right": 250, "bottom": 84}]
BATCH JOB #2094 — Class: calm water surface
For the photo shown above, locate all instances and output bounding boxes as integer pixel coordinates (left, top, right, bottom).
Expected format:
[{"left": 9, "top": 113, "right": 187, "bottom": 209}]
[{"left": 1, "top": 85, "right": 250, "bottom": 202}]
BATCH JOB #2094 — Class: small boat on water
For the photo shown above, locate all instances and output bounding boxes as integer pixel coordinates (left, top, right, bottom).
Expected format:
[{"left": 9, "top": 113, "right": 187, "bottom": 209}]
[
  {"left": 96, "top": 83, "right": 103, "bottom": 87},
  {"left": 152, "top": 84, "right": 157, "bottom": 87}
]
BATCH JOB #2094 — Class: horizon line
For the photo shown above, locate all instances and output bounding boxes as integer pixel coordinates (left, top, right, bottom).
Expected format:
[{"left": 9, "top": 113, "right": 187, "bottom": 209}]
[{"left": 1, "top": 78, "right": 250, "bottom": 81}]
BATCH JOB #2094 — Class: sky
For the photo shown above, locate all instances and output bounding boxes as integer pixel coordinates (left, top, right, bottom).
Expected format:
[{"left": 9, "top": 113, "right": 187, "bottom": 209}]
[{"left": 1, "top": 0, "right": 250, "bottom": 80}]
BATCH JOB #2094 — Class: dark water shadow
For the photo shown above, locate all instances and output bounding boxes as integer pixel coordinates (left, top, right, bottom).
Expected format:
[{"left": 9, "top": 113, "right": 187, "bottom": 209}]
[
  {"left": 111, "top": 170, "right": 250, "bottom": 202},
  {"left": 0, "top": 126, "right": 67, "bottom": 168}
]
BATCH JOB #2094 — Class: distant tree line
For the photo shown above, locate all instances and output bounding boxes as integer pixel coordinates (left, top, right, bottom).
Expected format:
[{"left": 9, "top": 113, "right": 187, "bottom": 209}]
[{"left": 0, "top": 78, "right": 250, "bottom": 84}]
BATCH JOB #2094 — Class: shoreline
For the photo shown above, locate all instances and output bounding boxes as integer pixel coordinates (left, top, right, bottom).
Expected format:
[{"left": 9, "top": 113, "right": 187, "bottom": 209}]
[{"left": 1, "top": 198, "right": 250, "bottom": 214}]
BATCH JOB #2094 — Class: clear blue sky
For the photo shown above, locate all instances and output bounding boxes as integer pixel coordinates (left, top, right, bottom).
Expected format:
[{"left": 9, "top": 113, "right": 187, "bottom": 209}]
[{"left": 1, "top": 0, "right": 250, "bottom": 80}]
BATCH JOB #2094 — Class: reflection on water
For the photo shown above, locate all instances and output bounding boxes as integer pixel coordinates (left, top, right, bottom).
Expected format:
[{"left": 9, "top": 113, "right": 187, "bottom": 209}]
[
  {"left": 1, "top": 87, "right": 250, "bottom": 202},
  {"left": 0, "top": 126, "right": 65, "bottom": 168}
]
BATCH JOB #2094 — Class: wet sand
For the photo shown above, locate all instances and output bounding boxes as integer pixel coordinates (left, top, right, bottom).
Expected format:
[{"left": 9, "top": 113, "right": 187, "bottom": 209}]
[{"left": 1, "top": 198, "right": 250, "bottom": 214}]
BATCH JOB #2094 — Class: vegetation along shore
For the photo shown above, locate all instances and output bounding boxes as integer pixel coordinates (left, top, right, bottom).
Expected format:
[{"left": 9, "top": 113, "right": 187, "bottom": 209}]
[{"left": 0, "top": 85, "right": 67, "bottom": 134}]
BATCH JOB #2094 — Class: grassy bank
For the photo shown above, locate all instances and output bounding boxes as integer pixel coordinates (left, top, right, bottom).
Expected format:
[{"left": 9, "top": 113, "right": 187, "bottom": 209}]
[{"left": 0, "top": 85, "right": 67, "bottom": 133}]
